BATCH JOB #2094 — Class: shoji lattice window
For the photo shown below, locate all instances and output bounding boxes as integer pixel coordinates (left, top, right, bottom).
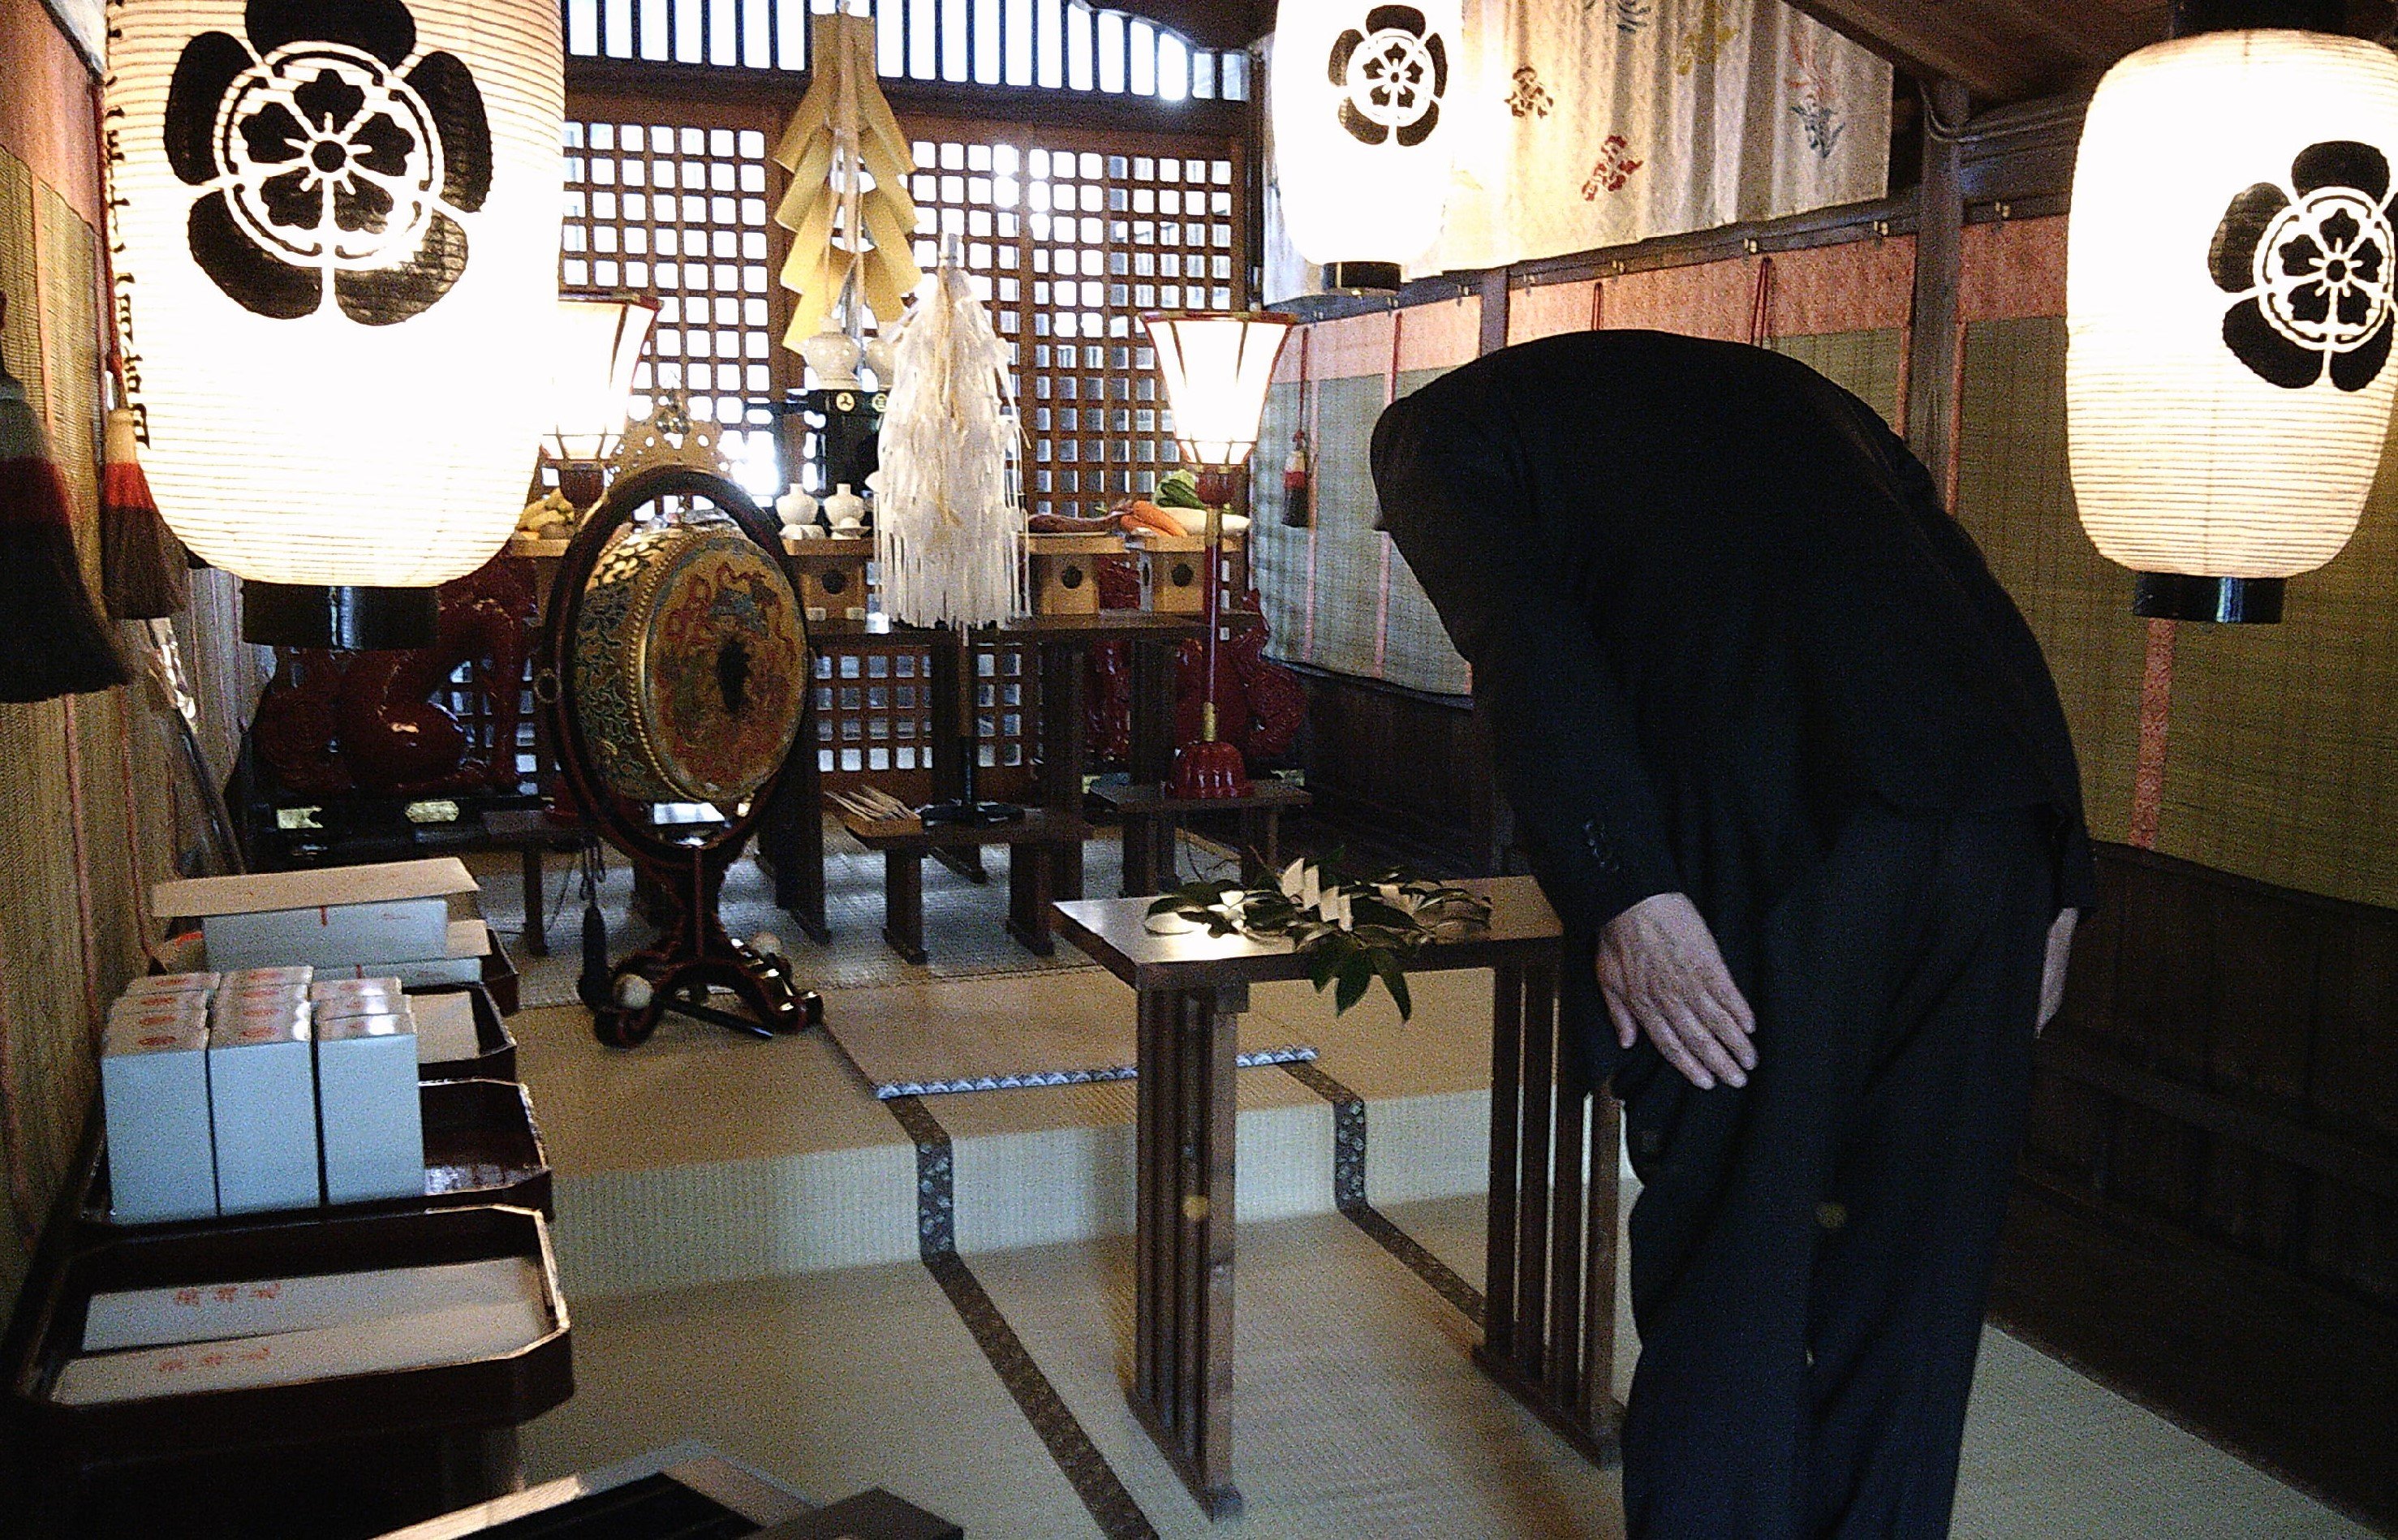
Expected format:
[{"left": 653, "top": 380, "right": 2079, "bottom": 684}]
[
  {"left": 560, "top": 0, "right": 1250, "bottom": 101},
  {"left": 560, "top": 117, "right": 785, "bottom": 498},
  {"left": 903, "top": 122, "right": 1246, "bottom": 518}
]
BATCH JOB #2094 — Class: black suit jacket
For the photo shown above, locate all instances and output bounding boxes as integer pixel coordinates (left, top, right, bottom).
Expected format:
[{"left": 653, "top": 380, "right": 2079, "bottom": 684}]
[{"left": 1371, "top": 332, "right": 2093, "bottom": 1076}]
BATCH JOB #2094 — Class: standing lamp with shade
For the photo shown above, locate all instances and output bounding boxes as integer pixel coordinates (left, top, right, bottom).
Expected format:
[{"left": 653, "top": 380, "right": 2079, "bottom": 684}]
[
  {"left": 543, "top": 295, "right": 660, "bottom": 510},
  {"left": 1143, "top": 312, "right": 1294, "bottom": 798},
  {"left": 1270, "top": 0, "right": 1461, "bottom": 292},
  {"left": 2068, "top": 0, "right": 2398, "bottom": 623},
  {"left": 105, "top": 0, "right": 566, "bottom": 649}
]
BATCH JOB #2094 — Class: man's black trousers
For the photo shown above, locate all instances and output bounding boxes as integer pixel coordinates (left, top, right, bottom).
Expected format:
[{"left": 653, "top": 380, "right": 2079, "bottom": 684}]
[{"left": 1612, "top": 805, "right": 2055, "bottom": 1540}]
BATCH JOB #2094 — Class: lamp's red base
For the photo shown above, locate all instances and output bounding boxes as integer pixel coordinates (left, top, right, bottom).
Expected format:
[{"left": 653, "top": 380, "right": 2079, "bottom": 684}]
[{"left": 1171, "top": 738, "right": 1251, "bottom": 799}]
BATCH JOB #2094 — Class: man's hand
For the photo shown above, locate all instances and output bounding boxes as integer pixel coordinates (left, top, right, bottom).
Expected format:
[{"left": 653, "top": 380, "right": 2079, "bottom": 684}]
[
  {"left": 1599, "top": 893, "right": 1758, "bottom": 1090},
  {"left": 2039, "top": 908, "right": 2077, "bottom": 1033}
]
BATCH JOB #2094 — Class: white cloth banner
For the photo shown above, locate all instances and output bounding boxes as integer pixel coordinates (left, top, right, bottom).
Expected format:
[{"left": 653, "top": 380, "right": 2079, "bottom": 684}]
[{"left": 1265, "top": 0, "right": 1892, "bottom": 299}]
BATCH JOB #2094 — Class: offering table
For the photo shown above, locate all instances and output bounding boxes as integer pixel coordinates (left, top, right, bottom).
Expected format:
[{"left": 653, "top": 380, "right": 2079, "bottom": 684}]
[{"left": 1052, "top": 875, "right": 1621, "bottom": 1519}]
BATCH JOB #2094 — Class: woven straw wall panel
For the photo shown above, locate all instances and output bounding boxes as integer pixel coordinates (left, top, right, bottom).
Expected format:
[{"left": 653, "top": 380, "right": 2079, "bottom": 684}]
[
  {"left": 1250, "top": 378, "right": 1310, "bottom": 656},
  {"left": 0, "top": 144, "right": 97, "bottom": 1303},
  {"left": 0, "top": 141, "right": 213, "bottom": 1307},
  {"left": 1297, "top": 372, "right": 1394, "bottom": 680},
  {"left": 1768, "top": 327, "right": 1905, "bottom": 428},
  {"left": 1952, "top": 316, "right": 2148, "bottom": 850},
  {"left": 2160, "top": 428, "right": 2398, "bottom": 909}
]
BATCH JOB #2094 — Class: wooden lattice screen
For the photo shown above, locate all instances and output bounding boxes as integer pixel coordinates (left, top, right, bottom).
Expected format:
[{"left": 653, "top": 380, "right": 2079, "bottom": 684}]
[
  {"left": 812, "top": 640, "right": 1035, "bottom": 800},
  {"left": 902, "top": 117, "right": 1247, "bottom": 518}
]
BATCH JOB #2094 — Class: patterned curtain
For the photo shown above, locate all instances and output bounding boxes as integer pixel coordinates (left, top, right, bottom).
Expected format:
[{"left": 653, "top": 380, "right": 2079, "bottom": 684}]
[{"left": 1264, "top": 0, "right": 1892, "bottom": 299}]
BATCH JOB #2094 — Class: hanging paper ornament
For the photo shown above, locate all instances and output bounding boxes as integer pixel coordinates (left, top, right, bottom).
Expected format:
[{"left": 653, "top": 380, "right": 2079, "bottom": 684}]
[
  {"left": 876, "top": 258, "right": 1023, "bottom": 629},
  {"left": 105, "top": 0, "right": 565, "bottom": 644},
  {"left": 2069, "top": 28, "right": 2398, "bottom": 622},
  {"left": 771, "top": 12, "right": 923, "bottom": 349},
  {"left": 1270, "top": 0, "right": 1462, "bottom": 290}
]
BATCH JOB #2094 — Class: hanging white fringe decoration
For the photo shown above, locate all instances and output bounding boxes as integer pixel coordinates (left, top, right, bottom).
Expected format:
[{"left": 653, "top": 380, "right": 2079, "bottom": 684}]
[{"left": 876, "top": 260, "right": 1026, "bottom": 628}]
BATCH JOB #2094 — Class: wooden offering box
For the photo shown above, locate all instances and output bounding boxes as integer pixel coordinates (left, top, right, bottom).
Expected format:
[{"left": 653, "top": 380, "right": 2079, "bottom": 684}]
[
  {"left": 1027, "top": 531, "right": 1125, "bottom": 615},
  {"left": 1129, "top": 531, "right": 1242, "bottom": 616},
  {"left": 4, "top": 1205, "right": 571, "bottom": 1535},
  {"left": 79, "top": 1079, "right": 552, "bottom": 1241},
  {"left": 783, "top": 534, "right": 876, "bottom": 622}
]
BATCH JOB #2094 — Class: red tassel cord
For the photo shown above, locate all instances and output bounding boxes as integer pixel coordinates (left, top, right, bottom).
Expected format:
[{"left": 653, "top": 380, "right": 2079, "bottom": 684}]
[
  {"left": 0, "top": 299, "right": 128, "bottom": 703},
  {"left": 1281, "top": 328, "right": 1313, "bottom": 528},
  {"left": 101, "top": 406, "right": 188, "bottom": 620}
]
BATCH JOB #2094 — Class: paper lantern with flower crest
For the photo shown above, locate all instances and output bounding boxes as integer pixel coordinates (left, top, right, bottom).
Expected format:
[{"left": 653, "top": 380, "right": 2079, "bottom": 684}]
[
  {"left": 2069, "top": 26, "right": 2398, "bottom": 622},
  {"left": 1270, "top": 0, "right": 1461, "bottom": 291},
  {"left": 106, "top": 0, "right": 563, "bottom": 644}
]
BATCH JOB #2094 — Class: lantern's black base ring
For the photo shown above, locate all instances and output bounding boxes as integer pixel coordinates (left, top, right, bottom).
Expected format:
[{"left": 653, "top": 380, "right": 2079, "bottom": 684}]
[
  {"left": 2133, "top": 573, "right": 2284, "bottom": 625},
  {"left": 242, "top": 583, "right": 440, "bottom": 650},
  {"left": 1322, "top": 261, "right": 1403, "bottom": 295}
]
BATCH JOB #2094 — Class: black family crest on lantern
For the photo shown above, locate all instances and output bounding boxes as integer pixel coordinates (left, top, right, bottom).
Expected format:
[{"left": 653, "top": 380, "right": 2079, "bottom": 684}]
[
  {"left": 1328, "top": 6, "right": 1447, "bottom": 148},
  {"left": 163, "top": 0, "right": 492, "bottom": 326},
  {"left": 2211, "top": 140, "right": 2398, "bottom": 391}
]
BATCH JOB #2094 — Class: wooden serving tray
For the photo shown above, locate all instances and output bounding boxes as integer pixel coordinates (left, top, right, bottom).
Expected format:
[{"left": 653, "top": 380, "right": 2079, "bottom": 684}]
[
  {"left": 411, "top": 983, "right": 517, "bottom": 1082},
  {"left": 78, "top": 1079, "right": 552, "bottom": 1240},
  {"left": 780, "top": 535, "right": 876, "bottom": 557},
  {"left": 1025, "top": 531, "right": 1129, "bottom": 556},
  {"left": 5, "top": 1204, "right": 570, "bottom": 1468}
]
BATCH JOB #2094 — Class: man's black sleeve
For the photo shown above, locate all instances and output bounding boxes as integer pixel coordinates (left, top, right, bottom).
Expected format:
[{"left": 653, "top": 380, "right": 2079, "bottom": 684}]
[{"left": 1371, "top": 380, "right": 1682, "bottom": 934}]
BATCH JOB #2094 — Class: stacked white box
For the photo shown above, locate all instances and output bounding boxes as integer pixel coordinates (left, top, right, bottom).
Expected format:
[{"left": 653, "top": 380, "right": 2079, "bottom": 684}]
[
  {"left": 99, "top": 1011, "right": 217, "bottom": 1223},
  {"left": 155, "top": 860, "right": 474, "bottom": 971},
  {"left": 313, "top": 1011, "right": 424, "bottom": 1205},
  {"left": 208, "top": 1002, "right": 320, "bottom": 1215}
]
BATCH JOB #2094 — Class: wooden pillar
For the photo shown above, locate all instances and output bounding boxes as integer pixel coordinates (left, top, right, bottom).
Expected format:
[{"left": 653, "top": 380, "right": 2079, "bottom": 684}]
[
  {"left": 1905, "top": 79, "right": 1970, "bottom": 491},
  {"left": 1478, "top": 266, "right": 1512, "bottom": 358}
]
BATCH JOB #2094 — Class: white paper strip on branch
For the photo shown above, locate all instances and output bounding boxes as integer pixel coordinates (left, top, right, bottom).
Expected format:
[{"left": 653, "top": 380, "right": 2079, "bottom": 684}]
[
  {"left": 2069, "top": 30, "right": 2398, "bottom": 581},
  {"left": 105, "top": 0, "right": 565, "bottom": 587},
  {"left": 875, "top": 264, "right": 1026, "bottom": 628}
]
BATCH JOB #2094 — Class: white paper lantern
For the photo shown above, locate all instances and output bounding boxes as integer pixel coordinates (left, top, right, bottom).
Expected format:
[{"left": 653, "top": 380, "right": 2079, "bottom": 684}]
[
  {"left": 1270, "top": 0, "right": 1459, "bottom": 289},
  {"left": 2069, "top": 30, "right": 2398, "bottom": 614},
  {"left": 107, "top": 0, "right": 563, "bottom": 599}
]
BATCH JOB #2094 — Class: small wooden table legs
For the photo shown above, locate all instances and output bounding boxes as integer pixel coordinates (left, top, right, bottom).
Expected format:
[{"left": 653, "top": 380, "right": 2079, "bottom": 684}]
[
  {"left": 882, "top": 849, "right": 927, "bottom": 963},
  {"left": 1131, "top": 982, "right": 1247, "bottom": 1520},
  {"left": 1479, "top": 959, "right": 1624, "bottom": 1460},
  {"left": 881, "top": 839, "right": 1066, "bottom": 965},
  {"left": 1118, "top": 802, "right": 1290, "bottom": 896},
  {"left": 1121, "top": 956, "right": 1619, "bottom": 1519}
]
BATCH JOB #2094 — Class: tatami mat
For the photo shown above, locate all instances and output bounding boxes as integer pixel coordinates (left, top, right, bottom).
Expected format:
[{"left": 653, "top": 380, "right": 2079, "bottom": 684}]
[
  {"left": 491, "top": 856, "right": 2379, "bottom": 1538},
  {"left": 522, "top": 1198, "right": 2375, "bottom": 1540}
]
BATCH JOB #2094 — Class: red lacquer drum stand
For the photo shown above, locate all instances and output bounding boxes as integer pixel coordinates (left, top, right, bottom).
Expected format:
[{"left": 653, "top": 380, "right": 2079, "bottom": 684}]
[{"left": 538, "top": 462, "right": 824, "bottom": 1047}]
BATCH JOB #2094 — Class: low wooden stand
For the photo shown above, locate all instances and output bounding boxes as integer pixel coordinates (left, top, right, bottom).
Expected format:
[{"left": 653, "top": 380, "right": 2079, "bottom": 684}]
[
  {"left": 836, "top": 807, "right": 1088, "bottom": 963},
  {"left": 1053, "top": 877, "right": 1619, "bottom": 1519},
  {"left": 479, "top": 808, "right": 583, "bottom": 958},
  {"left": 1092, "top": 781, "right": 1311, "bottom": 897}
]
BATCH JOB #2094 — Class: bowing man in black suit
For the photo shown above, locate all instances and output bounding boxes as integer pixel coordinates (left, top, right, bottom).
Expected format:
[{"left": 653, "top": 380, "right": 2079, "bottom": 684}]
[{"left": 1371, "top": 329, "right": 2094, "bottom": 1540}]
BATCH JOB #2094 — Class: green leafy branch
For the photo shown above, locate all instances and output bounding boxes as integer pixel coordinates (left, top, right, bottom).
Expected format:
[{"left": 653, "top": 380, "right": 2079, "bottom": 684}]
[{"left": 1144, "top": 854, "right": 1492, "bottom": 1018}]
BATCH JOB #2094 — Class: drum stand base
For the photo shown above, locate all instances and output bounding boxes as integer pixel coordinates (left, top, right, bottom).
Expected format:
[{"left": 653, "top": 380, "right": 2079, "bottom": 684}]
[{"left": 587, "top": 841, "right": 826, "bottom": 1049}]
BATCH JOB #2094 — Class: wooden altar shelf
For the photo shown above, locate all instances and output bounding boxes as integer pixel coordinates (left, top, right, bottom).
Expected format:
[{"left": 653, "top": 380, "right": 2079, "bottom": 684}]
[
  {"left": 1093, "top": 780, "right": 1312, "bottom": 897},
  {"left": 834, "top": 804, "right": 1089, "bottom": 964}
]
